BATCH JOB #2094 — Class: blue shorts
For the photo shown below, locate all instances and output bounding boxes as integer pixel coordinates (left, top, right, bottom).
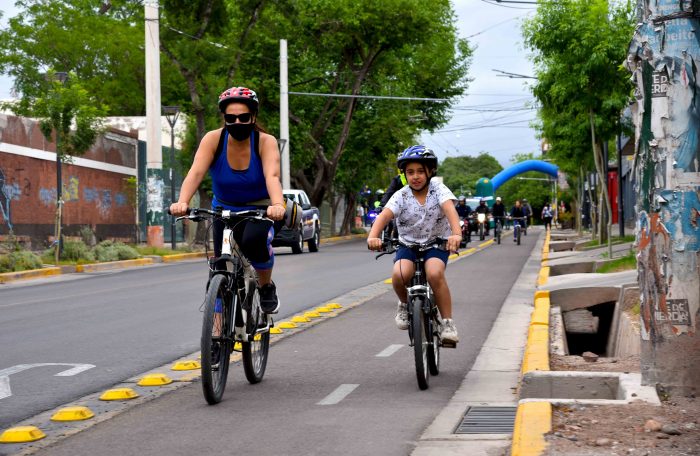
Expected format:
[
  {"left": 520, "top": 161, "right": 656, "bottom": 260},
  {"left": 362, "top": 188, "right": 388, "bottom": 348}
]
[{"left": 394, "top": 246, "right": 449, "bottom": 266}]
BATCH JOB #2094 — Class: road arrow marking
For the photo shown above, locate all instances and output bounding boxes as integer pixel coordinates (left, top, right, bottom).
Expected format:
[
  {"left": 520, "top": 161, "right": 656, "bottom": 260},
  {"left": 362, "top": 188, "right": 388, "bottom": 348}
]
[{"left": 0, "top": 363, "right": 96, "bottom": 400}]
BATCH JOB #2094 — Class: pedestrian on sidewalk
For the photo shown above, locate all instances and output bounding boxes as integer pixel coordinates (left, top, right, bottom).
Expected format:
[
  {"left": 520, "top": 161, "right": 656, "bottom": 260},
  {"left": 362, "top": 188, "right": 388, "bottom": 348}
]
[{"left": 542, "top": 203, "right": 553, "bottom": 231}]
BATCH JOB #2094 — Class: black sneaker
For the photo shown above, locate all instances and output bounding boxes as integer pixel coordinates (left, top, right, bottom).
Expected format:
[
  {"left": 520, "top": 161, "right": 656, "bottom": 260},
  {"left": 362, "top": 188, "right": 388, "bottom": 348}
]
[{"left": 259, "top": 282, "right": 280, "bottom": 314}]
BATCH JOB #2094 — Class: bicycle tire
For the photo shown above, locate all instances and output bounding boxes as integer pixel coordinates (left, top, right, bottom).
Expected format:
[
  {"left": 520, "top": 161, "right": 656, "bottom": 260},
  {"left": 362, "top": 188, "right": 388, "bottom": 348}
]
[
  {"left": 479, "top": 223, "right": 484, "bottom": 241},
  {"left": 201, "top": 273, "right": 232, "bottom": 405},
  {"left": 411, "top": 297, "right": 429, "bottom": 390},
  {"left": 517, "top": 226, "right": 521, "bottom": 245},
  {"left": 427, "top": 307, "right": 440, "bottom": 376},
  {"left": 496, "top": 222, "right": 501, "bottom": 245},
  {"left": 242, "top": 286, "right": 270, "bottom": 384}
]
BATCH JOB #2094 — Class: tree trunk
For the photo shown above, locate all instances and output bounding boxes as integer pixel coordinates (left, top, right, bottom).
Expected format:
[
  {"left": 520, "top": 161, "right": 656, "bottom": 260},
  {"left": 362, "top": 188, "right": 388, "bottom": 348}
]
[
  {"left": 340, "top": 191, "right": 357, "bottom": 236},
  {"left": 588, "top": 110, "right": 613, "bottom": 257},
  {"left": 626, "top": 3, "right": 700, "bottom": 393},
  {"left": 577, "top": 166, "right": 584, "bottom": 235}
]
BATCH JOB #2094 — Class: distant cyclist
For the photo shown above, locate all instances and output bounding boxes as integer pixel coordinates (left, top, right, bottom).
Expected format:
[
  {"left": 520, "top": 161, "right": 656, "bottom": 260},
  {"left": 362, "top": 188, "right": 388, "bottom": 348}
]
[
  {"left": 509, "top": 200, "right": 527, "bottom": 242},
  {"left": 491, "top": 196, "right": 506, "bottom": 231},
  {"left": 367, "top": 145, "right": 461, "bottom": 345},
  {"left": 169, "top": 86, "right": 285, "bottom": 314}
]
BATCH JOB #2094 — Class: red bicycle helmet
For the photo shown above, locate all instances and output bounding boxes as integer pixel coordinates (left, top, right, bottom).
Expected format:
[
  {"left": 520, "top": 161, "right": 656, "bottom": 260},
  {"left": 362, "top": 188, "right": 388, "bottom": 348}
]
[{"left": 218, "top": 86, "right": 259, "bottom": 113}]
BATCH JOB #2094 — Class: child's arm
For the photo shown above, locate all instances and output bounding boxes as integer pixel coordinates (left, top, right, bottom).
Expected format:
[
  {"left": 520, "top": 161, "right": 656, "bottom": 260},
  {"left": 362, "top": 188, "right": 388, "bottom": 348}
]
[
  {"left": 367, "top": 208, "right": 394, "bottom": 251},
  {"left": 441, "top": 201, "right": 463, "bottom": 253}
]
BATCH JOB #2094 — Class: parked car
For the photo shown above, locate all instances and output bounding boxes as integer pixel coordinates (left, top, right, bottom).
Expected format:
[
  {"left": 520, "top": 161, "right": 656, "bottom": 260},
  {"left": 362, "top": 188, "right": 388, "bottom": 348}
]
[{"left": 272, "top": 189, "right": 321, "bottom": 254}]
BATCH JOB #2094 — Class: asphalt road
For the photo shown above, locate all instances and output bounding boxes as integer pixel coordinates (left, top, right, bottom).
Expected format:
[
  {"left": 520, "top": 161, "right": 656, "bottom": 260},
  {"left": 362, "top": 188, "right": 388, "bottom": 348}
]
[
  {"left": 10, "top": 230, "right": 538, "bottom": 456},
  {"left": 0, "top": 240, "right": 395, "bottom": 428}
]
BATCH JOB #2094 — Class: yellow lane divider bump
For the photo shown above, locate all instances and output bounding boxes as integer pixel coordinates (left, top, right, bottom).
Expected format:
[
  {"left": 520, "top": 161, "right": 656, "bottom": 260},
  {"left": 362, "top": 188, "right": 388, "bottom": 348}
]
[
  {"left": 51, "top": 406, "right": 95, "bottom": 422},
  {"left": 326, "top": 303, "right": 343, "bottom": 309},
  {"left": 278, "top": 321, "right": 297, "bottom": 329},
  {"left": 383, "top": 278, "right": 392, "bottom": 284},
  {"left": 270, "top": 327, "right": 283, "bottom": 334},
  {"left": 234, "top": 342, "right": 242, "bottom": 351},
  {"left": 291, "top": 315, "right": 311, "bottom": 323},
  {"left": 0, "top": 426, "right": 46, "bottom": 443},
  {"left": 478, "top": 240, "right": 494, "bottom": 248},
  {"left": 137, "top": 373, "right": 173, "bottom": 387},
  {"left": 315, "top": 306, "right": 333, "bottom": 313},
  {"left": 99, "top": 388, "right": 139, "bottom": 401},
  {"left": 171, "top": 360, "right": 201, "bottom": 371},
  {"left": 304, "top": 311, "right": 322, "bottom": 319},
  {"left": 254, "top": 333, "right": 262, "bottom": 341},
  {"left": 448, "top": 254, "right": 458, "bottom": 260}
]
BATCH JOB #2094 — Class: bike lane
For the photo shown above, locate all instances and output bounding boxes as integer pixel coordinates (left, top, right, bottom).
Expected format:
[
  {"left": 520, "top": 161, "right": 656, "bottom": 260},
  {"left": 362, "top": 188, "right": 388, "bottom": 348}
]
[{"left": 2, "top": 232, "right": 539, "bottom": 456}]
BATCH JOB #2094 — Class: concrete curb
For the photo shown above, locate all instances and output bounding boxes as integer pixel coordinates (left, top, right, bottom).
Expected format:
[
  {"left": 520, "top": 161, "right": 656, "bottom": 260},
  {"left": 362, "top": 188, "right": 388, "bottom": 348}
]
[
  {"left": 75, "top": 258, "right": 154, "bottom": 273},
  {"left": 0, "top": 267, "right": 62, "bottom": 284},
  {"left": 511, "top": 230, "right": 551, "bottom": 456},
  {"left": 319, "top": 232, "right": 367, "bottom": 244},
  {"left": 161, "top": 252, "right": 206, "bottom": 262}
]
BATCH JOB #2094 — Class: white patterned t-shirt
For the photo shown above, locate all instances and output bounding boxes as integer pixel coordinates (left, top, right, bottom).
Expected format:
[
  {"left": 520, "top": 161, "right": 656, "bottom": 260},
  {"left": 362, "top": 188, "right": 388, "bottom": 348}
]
[{"left": 385, "top": 180, "right": 456, "bottom": 244}]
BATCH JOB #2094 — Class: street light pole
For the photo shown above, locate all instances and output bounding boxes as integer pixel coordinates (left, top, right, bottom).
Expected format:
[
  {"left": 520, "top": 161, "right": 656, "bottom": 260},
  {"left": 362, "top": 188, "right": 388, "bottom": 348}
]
[
  {"left": 163, "top": 105, "right": 180, "bottom": 250},
  {"left": 52, "top": 71, "right": 68, "bottom": 264}
]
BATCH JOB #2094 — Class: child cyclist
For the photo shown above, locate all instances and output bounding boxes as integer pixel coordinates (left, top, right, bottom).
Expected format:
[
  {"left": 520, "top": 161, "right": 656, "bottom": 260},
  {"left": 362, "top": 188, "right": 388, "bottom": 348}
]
[{"left": 367, "top": 145, "right": 461, "bottom": 345}]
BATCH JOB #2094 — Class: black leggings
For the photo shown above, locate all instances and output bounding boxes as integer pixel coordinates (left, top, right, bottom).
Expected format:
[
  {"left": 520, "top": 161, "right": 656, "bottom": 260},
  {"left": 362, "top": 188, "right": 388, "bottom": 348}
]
[{"left": 212, "top": 218, "right": 280, "bottom": 270}]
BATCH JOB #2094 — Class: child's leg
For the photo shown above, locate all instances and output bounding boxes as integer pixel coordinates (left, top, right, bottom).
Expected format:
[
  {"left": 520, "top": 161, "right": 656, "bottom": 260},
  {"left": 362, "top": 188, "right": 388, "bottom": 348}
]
[
  {"left": 426, "top": 258, "right": 451, "bottom": 319},
  {"left": 392, "top": 259, "right": 415, "bottom": 303}
]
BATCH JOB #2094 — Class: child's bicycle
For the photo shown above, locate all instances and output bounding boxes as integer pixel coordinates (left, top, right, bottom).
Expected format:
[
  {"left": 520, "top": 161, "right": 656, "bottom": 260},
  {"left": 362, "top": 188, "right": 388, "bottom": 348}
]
[
  {"left": 510, "top": 216, "right": 527, "bottom": 245},
  {"left": 376, "top": 238, "right": 453, "bottom": 390},
  {"left": 172, "top": 207, "right": 273, "bottom": 404}
]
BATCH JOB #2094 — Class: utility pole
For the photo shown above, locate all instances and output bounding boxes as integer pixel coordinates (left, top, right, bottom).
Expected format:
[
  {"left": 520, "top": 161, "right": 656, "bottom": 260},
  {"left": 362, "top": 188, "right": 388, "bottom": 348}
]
[
  {"left": 626, "top": 1, "right": 700, "bottom": 393},
  {"left": 145, "top": 0, "right": 164, "bottom": 246},
  {"left": 279, "top": 39, "right": 290, "bottom": 190}
]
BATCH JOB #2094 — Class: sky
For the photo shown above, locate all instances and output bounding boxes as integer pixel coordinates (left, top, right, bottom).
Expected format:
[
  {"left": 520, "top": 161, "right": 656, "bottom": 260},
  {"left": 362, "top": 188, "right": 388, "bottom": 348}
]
[{"left": 0, "top": 0, "right": 540, "bottom": 167}]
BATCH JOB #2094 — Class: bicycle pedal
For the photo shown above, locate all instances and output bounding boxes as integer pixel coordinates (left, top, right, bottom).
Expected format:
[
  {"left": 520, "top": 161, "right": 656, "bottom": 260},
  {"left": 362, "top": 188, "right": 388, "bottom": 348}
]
[{"left": 441, "top": 341, "right": 458, "bottom": 349}]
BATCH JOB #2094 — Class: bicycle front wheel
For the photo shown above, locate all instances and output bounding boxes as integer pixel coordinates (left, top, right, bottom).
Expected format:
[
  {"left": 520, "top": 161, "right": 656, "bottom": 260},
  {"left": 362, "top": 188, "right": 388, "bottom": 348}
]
[
  {"left": 242, "top": 287, "right": 270, "bottom": 384},
  {"left": 201, "top": 273, "right": 232, "bottom": 405},
  {"left": 411, "top": 297, "right": 429, "bottom": 390}
]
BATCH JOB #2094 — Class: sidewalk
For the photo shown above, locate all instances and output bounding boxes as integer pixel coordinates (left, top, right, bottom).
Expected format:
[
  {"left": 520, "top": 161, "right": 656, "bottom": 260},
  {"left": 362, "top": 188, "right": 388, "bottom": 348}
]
[{"left": 411, "top": 230, "right": 544, "bottom": 455}]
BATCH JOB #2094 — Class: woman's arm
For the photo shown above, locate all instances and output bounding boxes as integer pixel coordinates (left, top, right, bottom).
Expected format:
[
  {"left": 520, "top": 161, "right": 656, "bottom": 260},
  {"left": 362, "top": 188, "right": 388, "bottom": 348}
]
[
  {"left": 169, "top": 129, "right": 219, "bottom": 215},
  {"left": 259, "top": 133, "right": 285, "bottom": 221}
]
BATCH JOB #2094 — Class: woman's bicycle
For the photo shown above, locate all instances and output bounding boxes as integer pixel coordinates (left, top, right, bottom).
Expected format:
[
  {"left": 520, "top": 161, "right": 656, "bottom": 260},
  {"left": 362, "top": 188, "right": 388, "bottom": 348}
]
[
  {"left": 376, "top": 238, "right": 448, "bottom": 390},
  {"left": 173, "top": 207, "right": 273, "bottom": 404}
]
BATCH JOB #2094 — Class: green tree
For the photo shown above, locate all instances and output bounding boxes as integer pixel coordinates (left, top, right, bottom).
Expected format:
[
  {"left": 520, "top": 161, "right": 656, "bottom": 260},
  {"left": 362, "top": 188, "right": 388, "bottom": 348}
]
[
  {"left": 439, "top": 153, "right": 502, "bottom": 196},
  {"left": 2, "top": 70, "right": 106, "bottom": 262},
  {"left": 523, "top": 0, "right": 634, "bottom": 254}
]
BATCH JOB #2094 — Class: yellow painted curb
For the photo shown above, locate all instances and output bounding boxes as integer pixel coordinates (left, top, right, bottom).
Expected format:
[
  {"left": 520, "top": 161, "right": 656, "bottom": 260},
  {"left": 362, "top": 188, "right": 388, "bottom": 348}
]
[
  {"left": 511, "top": 402, "right": 551, "bottom": 456},
  {"left": 171, "top": 360, "right": 200, "bottom": 371},
  {"left": 319, "top": 233, "right": 368, "bottom": 244},
  {"left": 278, "top": 321, "right": 297, "bottom": 329},
  {"left": 162, "top": 252, "right": 206, "bottom": 263},
  {"left": 0, "top": 426, "right": 46, "bottom": 443},
  {"left": 542, "top": 250, "right": 548, "bottom": 262},
  {"left": 0, "top": 267, "right": 61, "bottom": 284},
  {"left": 534, "top": 290, "right": 550, "bottom": 300},
  {"left": 137, "top": 373, "right": 173, "bottom": 386},
  {"left": 479, "top": 239, "right": 494, "bottom": 248},
  {"left": 461, "top": 248, "right": 476, "bottom": 255},
  {"left": 536, "top": 266, "right": 550, "bottom": 286},
  {"left": 77, "top": 258, "right": 154, "bottom": 273},
  {"left": 51, "top": 406, "right": 95, "bottom": 421},
  {"left": 531, "top": 293, "right": 550, "bottom": 327},
  {"left": 521, "top": 325, "right": 549, "bottom": 374},
  {"left": 99, "top": 388, "right": 139, "bottom": 401}
]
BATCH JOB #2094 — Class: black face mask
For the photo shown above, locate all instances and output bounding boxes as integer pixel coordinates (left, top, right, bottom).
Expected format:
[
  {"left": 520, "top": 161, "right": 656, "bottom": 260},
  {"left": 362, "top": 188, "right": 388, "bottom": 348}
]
[{"left": 226, "top": 122, "right": 255, "bottom": 141}]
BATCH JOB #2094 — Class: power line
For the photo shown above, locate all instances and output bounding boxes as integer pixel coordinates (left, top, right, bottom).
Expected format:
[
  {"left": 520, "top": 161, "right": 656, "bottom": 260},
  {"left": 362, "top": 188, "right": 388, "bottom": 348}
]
[{"left": 288, "top": 91, "right": 450, "bottom": 102}]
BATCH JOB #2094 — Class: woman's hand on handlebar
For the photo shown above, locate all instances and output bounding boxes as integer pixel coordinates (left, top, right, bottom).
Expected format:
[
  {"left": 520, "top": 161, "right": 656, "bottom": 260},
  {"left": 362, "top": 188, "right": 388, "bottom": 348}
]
[
  {"left": 267, "top": 204, "right": 285, "bottom": 221},
  {"left": 170, "top": 202, "right": 189, "bottom": 217},
  {"left": 447, "top": 234, "right": 461, "bottom": 253},
  {"left": 367, "top": 237, "right": 383, "bottom": 251}
]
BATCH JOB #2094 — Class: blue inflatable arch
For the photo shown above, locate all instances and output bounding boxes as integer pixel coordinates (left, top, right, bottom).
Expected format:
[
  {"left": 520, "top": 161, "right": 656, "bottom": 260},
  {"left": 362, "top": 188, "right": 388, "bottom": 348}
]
[{"left": 491, "top": 160, "right": 559, "bottom": 192}]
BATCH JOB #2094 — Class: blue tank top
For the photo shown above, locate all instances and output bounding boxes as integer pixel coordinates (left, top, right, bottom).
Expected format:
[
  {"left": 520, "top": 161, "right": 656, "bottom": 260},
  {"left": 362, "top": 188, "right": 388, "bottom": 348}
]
[{"left": 209, "top": 130, "right": 269, "bottom": 210}]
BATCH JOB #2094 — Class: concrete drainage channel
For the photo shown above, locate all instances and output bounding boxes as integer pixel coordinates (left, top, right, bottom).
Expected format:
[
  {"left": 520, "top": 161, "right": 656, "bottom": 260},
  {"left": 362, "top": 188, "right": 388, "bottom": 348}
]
[{"left": 511, "top": 230, "right": 659, "bottom": 456}]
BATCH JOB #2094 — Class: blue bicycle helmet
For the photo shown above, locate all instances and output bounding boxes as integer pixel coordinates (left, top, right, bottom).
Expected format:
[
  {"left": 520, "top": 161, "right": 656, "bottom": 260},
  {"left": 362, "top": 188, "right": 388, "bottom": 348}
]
[{"left": 396, "top": 145, "right": 438, "bottom": 171}]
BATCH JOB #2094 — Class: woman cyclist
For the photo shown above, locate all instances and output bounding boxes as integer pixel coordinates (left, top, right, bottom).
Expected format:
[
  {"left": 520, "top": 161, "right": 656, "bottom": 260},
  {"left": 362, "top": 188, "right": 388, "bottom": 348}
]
[
  {"left": 367, "top": 145, "right": 461, "bottom": 345},
  {"left": 169, "top": 86, "right": 285, "bottom": 314}
]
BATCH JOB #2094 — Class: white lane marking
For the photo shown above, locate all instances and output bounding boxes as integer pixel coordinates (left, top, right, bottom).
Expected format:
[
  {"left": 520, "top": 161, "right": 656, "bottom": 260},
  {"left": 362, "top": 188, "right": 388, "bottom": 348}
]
[
  {"left": 317, "top": 384, "right": 359, "bottom": 405},
  {"left": 0, "top": 363, "right": 96, "bottom": 400},
  {"left": 0, "top": 376, "right": 10, "bottom": 400},
  {"left": 375, "top": 344, "right": 403, "bottom": 357}
]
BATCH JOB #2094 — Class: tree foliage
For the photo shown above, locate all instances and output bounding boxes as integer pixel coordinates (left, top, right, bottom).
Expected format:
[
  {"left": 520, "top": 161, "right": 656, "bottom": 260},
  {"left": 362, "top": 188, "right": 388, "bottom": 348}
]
[{"left": 439, "top": 153, "right": 502, "bottom": 196}]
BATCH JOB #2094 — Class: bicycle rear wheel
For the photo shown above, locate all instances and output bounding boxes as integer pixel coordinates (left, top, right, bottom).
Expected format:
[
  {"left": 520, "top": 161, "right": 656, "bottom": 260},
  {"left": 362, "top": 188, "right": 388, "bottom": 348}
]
[
  {"left": 242, "top": 286, "right": 270, "bottom": 384},
  {"left": 427, "top": 308, "right": 440, "bottom": 376},
  {"left": 517, "top": 226, "right": 521, "bottom": 245},
  {"left": 201, "top": 274, "right": 232, "bottom": 405},
  {"left": 411, "top": 297, "right": 429, "bottom": 390}
]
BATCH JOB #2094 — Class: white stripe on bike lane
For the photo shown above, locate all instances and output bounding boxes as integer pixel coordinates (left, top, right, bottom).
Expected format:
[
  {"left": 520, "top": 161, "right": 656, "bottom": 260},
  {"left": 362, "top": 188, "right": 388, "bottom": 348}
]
[
  {"left": 375, "top": 344, "right": 403, "bottom": 357},
  {"left": 317, "top": 384, "right": 359, "bottom": 405}
]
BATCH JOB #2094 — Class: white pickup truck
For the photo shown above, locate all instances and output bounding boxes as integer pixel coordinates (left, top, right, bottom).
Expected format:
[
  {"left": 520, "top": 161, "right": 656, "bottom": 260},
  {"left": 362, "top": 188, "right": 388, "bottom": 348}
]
[{"left": 272, "top": 189, "right": 321, "bottom": 254}]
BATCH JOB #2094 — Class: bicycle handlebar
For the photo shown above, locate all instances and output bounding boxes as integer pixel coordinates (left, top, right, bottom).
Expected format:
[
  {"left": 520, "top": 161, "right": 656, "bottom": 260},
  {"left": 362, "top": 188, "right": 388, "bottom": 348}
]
[
  {"left": 168, "top": 207, "right": 270, "bottom": 223},
  {"left": 373, "top": 238, "right": 447, "bottom": 260}
]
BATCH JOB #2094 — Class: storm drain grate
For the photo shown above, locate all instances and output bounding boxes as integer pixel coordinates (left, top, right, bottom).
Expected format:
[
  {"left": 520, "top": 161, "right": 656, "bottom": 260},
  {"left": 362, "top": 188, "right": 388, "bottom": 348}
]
[{"left": 454, "top": 406, "right": 517, "bottom": 434}]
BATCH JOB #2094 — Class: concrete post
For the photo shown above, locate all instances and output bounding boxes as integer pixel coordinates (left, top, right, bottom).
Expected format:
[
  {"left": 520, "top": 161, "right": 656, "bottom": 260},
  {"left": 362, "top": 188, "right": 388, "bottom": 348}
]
[
  {"left": 626, "top": 1, "right": 700, "bottom": 393},
  {"left": 145, "top": 0, "right": 164, "bottom": 246}
]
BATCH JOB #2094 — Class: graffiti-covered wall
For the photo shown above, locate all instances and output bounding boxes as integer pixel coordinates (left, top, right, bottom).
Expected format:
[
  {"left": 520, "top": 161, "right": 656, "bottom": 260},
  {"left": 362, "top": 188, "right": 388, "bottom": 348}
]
[
  {"left": 0, "top": 114, "right": 138, "bottom": 247},
  {"left": 626, "top": 0, "right": 700, "bottom": 391}
]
